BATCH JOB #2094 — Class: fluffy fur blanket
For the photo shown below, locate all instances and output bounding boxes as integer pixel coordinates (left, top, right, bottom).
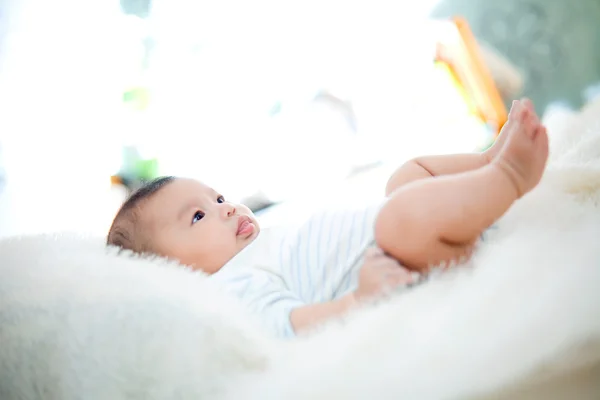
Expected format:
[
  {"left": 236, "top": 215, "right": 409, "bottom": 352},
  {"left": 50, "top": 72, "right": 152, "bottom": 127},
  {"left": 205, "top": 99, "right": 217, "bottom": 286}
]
[{"left": 1, "top": 102, "right": 600, "bottom": 399}]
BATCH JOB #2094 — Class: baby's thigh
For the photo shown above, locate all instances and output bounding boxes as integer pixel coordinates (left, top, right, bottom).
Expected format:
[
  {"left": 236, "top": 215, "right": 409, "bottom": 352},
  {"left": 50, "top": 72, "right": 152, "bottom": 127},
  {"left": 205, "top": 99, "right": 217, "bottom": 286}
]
[
  {"left": 373, "top": 197, "right": 425, "bottom": 265},
  {"left": 373, "top": 200, "right": 472, "bottom": 272}
]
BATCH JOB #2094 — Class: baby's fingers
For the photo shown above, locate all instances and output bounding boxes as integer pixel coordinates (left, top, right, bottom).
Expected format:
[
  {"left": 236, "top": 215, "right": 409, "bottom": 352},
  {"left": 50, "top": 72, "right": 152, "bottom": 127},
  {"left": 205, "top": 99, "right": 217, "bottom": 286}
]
[
  {"left": 364, "top": 246, "right": 385, "bottom": 259},
  {"left": 383, "top": 266, "right": 415, "bottom": 288}
]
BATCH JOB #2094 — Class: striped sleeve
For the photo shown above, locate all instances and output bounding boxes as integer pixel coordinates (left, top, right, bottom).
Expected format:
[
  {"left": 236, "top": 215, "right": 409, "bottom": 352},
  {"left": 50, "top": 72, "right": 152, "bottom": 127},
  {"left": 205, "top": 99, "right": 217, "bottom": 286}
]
[{"left": 210, "top": 266, "right": 305, "bottom": 339}]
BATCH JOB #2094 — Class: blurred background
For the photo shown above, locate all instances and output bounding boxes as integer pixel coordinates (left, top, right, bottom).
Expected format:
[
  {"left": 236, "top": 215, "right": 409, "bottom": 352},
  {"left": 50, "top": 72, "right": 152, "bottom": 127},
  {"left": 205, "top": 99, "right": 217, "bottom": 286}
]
[{"left": 1, "top": 0, "right": 599, "bottom": 238}]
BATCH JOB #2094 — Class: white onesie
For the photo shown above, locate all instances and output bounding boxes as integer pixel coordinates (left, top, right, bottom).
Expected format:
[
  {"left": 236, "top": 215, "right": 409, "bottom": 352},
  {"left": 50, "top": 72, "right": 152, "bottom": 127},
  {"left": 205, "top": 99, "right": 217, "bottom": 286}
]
[{"left": 210, "top": 200, "right": 383, "bottom": 338}]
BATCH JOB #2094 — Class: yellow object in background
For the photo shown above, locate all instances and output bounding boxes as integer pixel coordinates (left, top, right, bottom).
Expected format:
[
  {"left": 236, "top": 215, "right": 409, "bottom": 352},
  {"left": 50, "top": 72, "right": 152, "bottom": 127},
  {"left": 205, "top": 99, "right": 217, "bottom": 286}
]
[
  {"left": 434, "top": 17, "right": 509, "bottom": 137},
  {"left": 429, "top": 59, "right": 495, "bottom": 152},
  {"left": 433, "top": 61, "right": 479, "bottom": 118}
]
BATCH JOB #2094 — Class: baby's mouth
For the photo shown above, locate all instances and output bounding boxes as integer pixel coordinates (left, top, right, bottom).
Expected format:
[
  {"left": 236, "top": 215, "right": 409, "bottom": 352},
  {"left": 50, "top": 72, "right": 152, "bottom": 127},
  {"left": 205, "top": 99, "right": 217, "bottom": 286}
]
[{"left": 236, "top": 216, "right": 255, "bottom": 237}]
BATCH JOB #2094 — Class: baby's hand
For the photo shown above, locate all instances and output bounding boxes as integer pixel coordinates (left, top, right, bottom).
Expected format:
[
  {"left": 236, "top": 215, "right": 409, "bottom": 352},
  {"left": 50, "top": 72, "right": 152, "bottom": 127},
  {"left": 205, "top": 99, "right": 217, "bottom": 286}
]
[{"left": 354, "top": 247, "right": 415, "bottom": 302}]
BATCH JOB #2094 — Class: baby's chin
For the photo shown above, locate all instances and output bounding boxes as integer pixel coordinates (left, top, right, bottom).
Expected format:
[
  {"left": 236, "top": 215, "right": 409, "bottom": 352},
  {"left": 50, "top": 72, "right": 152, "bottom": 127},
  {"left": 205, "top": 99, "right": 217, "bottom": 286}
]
[
  {"left": 248, "top": 215, "right": 261, "bottom": 236},
  {"left": 252, "top": 219, "right": 261, "bottom": 235},
  {"left": 214, "top": 229, "right": 260, "bottom": 272},
  {"left": 246, "top": 226, "right": 260, "bottom": 244}
]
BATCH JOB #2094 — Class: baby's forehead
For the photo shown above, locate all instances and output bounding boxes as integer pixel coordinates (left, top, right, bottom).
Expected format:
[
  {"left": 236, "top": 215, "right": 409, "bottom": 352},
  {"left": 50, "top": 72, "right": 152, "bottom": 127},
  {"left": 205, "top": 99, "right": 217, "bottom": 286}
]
[
  {"left": 141, "top": 178, "right": 213, "bottom": 222},
  {"left": 154, "top": 178, "right": 212, "bottom": 200},
  {"left": 170, "top": 178, "right": 217, "bottom": 201},
  {"left": 173, "top": 178, "right": 214, "bottom": 192}
]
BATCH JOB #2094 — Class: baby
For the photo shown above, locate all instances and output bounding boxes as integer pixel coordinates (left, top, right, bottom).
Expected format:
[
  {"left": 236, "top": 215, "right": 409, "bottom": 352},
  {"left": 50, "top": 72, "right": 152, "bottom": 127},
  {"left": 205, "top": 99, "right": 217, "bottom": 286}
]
[{"left": 107, "top": 98, "right": 548, "bottom": 337}]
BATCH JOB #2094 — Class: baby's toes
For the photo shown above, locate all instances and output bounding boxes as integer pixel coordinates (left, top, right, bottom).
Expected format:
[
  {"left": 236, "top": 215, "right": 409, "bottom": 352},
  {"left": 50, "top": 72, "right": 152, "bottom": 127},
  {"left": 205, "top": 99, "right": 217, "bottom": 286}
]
[
  {"left": 522, "top": 98, "right": 534, "bottom": 112},
  {"left": 508, "top": 100, "right": 523, "bottom": 121},
  {"left": 521, "top": 108, "right": 539, "bottom": 139},
  {"left": 535, "top": 125, "right": 549, "bottom": 151},
  {"left": 531, "top": 121, "right": 543, "bottom": 140},
  {"left": 522, "top": 99, "right": 541, "bottom": 126}
]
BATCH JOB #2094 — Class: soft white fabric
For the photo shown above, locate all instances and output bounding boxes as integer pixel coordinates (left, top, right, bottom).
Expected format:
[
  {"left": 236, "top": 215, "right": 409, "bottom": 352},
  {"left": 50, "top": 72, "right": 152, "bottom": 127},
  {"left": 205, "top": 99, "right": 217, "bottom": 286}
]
[
  {"left": 0, "top": 238, "right": 275, "bottom": 400},
  {"left": 212, "top": 200, "right": 382, "bottom": 338},
  {"left": 1, "top": 100, "right": 600, "bottom": 399}
]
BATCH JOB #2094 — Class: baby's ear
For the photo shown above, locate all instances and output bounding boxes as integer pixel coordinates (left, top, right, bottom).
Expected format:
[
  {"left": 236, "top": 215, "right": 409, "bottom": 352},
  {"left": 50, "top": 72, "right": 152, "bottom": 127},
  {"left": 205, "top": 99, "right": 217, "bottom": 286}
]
[{"left": 107, "top": 216, "right": 140, "bottom": 252}]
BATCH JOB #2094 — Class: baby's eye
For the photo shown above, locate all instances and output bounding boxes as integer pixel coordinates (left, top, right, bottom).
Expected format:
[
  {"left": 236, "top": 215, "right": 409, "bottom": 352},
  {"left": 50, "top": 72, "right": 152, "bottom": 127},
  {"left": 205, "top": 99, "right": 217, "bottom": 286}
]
[
  {"left": 217, "top": 196, "right": 225, "bottom": 204},
  {"left": 192, "top": 211, "right": 205, "bottom": 224}
]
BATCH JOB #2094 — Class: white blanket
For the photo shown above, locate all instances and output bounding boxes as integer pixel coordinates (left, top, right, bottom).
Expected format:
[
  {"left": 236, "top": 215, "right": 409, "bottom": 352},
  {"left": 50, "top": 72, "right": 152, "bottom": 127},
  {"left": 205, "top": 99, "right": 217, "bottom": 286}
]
[{"left": 1, "top": 102, "right": 600, "bottom": 399}]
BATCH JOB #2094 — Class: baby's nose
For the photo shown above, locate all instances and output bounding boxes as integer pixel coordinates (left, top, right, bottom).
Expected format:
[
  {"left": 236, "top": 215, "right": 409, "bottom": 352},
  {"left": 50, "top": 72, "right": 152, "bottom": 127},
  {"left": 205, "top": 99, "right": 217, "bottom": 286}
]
[{"left": 221, "top": 203, "right": 236, "bottom": 218}]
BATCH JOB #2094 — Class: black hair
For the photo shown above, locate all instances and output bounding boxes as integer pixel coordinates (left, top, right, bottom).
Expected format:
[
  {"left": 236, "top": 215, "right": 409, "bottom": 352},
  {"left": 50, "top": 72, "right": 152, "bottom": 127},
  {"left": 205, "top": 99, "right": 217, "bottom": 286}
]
[{"left": 106, "top": 176, "right": 176, "bottom": 252}]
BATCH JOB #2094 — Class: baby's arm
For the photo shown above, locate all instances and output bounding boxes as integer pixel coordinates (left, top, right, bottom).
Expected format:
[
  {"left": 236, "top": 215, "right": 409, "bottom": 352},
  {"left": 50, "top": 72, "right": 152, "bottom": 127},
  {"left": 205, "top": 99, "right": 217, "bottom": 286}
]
[
  {"left": 290, "top": 294, "right": 355, "bottom": 332},
  {"left": 291, "top": 248, "right": 413, "bottom": 334},
  {"left": 217, "top": 263, "right": 403, "bottom": 338},
  {"left": 225, "top": 270, "right": 351, "bottom": 335}
]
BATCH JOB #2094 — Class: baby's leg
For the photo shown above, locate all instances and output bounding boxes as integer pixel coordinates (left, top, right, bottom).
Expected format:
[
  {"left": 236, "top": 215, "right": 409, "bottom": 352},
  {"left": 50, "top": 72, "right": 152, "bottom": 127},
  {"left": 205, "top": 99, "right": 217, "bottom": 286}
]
[{"left": 374, "top": 100, "right": 549, "bottom": 271}]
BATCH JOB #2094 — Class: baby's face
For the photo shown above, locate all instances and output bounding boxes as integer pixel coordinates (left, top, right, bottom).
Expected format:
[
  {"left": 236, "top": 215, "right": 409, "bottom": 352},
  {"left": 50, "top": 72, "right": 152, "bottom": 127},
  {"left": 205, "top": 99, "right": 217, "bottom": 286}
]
[{"left": 143, "top": 178, "right": 259, "bottom": 273}]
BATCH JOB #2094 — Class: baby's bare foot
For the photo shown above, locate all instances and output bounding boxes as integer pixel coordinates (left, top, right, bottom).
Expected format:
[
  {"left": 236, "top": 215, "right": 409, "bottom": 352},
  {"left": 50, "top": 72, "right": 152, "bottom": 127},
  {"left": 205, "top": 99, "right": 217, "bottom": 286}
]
[
  {"left": 493, "top": 99, "right": 549, "bottom": 197},
  {"left": 485, "top": 98, "right": 535, "bottom": 162}
]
